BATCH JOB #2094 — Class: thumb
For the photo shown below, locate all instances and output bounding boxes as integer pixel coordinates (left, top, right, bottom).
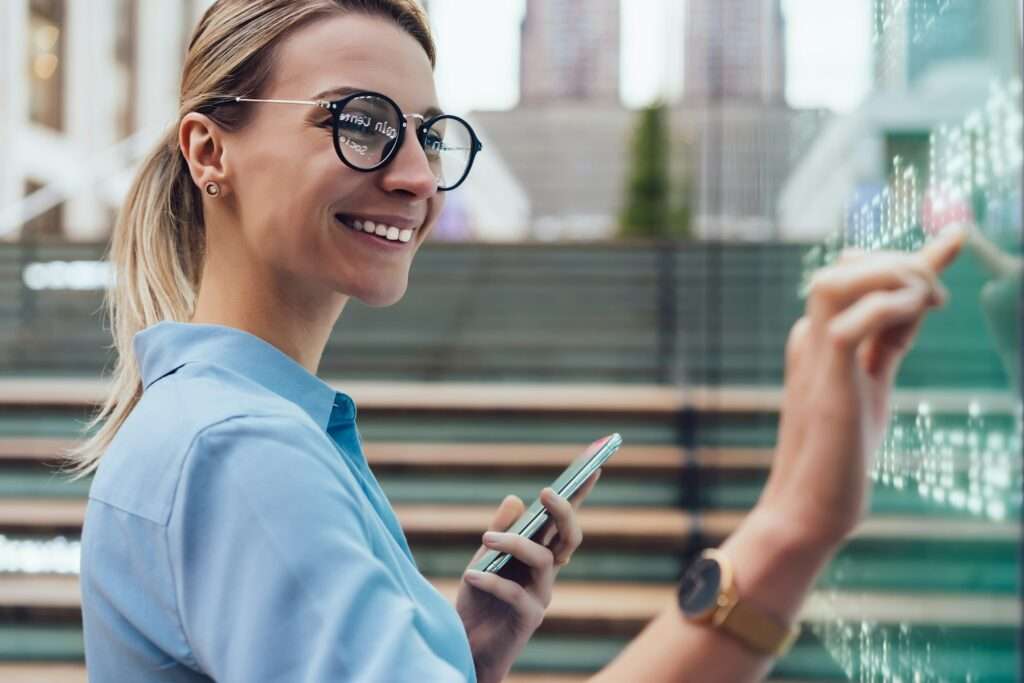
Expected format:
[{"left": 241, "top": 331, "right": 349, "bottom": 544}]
[
  {"left": 489, "top": 494, "right": 525, "bottom": 532},
  {"left": 468, "top": 495, "right": 525, "bottom": 565}
]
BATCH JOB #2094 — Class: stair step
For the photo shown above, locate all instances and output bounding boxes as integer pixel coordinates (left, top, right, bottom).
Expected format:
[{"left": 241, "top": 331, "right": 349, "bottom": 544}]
[
  {"left": 0, "top": 499, "right": 1018, "bottom": 545},
  {"left": 0, "top": 438, "right": 771, "bottom": 473},
  {"left": 2, "top": 573, "right": 1018, "bottom": 629},
  {"left": 1, "top": 378, "right": 1016, "bottom": 415}
]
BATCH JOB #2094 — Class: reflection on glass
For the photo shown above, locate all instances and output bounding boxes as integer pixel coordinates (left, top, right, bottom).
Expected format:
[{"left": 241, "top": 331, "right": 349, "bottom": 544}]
[{"left": 800, "top": 1, "right": 1021, "bottom": 680}]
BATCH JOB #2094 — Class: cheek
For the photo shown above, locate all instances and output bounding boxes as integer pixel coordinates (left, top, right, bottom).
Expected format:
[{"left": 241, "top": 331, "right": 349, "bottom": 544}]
[
  {"left": 420, "top": 195, "right": 446, "bottom": 237},
  {"left": 238, "top": 158, "right": 354, "bottom": 258}
]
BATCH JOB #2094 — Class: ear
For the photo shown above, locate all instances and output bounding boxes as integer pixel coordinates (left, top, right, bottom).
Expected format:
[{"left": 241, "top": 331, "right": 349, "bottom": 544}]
[{"left": 179, "top": 112, "right": 230, "bottom": 196}]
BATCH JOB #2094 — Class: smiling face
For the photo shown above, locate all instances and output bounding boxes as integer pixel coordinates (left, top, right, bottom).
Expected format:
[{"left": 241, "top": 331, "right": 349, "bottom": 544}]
[{"left": 221, "top": 11, "right": 443, "bottom": 308}]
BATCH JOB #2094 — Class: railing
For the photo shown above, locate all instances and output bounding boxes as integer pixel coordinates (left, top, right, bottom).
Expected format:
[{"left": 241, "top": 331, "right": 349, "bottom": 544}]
[{"left": 0, "top": 237, "right": 1011, "bottom": 388}]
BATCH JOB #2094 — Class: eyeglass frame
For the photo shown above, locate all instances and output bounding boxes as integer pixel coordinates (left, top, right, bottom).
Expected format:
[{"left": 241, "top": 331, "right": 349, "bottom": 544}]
[{"left": 230, "top": 90, "right": 483, "bottom": 191}]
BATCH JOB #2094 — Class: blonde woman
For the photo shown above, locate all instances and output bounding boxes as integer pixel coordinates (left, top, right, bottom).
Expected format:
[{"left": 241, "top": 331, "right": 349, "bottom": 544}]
[{"left": 67, "top": 1, "right": 966, "bottom": 681}]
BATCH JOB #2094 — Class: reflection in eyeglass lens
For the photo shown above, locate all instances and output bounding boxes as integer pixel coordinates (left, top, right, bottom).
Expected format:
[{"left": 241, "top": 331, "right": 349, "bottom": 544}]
[
  {"left": 336, "top": 95, "right": 401, "bottom": 167},
  {"left": 334, "top": 95, "right": 476, "bottom": 188}
]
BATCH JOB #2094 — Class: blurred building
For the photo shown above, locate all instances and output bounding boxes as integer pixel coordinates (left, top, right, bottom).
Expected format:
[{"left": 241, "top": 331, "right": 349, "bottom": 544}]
[
  {"left": 1, "top": 0, "right": 214, "bottom": 242},
  {"left": 519, "top": 0, "right": 619, "bottom": 104},
  {"left": 779, "top": 0, "right": 1022, "bottom": 240},
  {"left": 2, "top": 0, "right": 817, "bottom": 244},
  {"left": 475, "top": 0, "right": 804, "bottom": 241},
  {"left": 683, "top": 0, "right": 786, "bottom": 103},
  {"left": 677, "top": 0, "right": 798, "bottom": 240},
  {"left": 670, "top": 103, "right": 808, "bottom": 241},
  {"left": 472, "top": 104, "right": 633, "bottom": 240}
]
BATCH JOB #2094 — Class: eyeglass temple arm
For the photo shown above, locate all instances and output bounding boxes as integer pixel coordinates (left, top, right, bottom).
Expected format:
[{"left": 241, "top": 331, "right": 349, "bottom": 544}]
[
  {"left": 234, "top": 96, "right": 332, "bottom": 109},
  {"left": 232, "top": 96, "right": 482, "bottom": 152}
]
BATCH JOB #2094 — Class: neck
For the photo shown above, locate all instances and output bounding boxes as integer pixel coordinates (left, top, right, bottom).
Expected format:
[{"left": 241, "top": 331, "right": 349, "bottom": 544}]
[{"left": 188, "top": 250, "right": 347, "bottom": 376}]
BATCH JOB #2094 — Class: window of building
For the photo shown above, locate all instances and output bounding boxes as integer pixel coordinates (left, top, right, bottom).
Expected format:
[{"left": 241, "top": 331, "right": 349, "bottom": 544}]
[
  {"left": 28, "top": 0, "right": 64, "bottom": 131},
  {"left": 113, "top": 0, "right": 138, "bottom": 138}
]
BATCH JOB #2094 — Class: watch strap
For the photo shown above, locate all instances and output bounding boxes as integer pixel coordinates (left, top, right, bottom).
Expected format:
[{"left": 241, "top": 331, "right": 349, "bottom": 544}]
[{"left": 720, "top": 596, "right": 800, "bottom": 657}]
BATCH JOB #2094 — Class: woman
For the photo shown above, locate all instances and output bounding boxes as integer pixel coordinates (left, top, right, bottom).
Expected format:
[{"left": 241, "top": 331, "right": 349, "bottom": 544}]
[{"left": 67, "top": 1, "right": 965, "bottom": 681}]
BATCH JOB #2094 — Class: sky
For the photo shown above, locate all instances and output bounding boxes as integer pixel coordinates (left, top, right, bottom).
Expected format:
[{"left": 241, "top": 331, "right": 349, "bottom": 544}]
[{"left": 427, "top": 0, "right": 873, "bottom": 113}]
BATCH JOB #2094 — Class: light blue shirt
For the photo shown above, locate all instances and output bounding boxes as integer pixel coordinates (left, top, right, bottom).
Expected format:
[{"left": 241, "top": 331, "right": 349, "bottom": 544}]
[{"left": 80, "top": 321, "right": 476, "bottom": 682}]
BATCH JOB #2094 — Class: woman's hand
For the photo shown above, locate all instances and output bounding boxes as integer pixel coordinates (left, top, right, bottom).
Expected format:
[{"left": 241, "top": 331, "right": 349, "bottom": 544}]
[
  {"left": 456, "top": 469, "right": 600, "bottom": 683},
  {"left": 756, "top": 226, "right": 966, "bottom": 554}
]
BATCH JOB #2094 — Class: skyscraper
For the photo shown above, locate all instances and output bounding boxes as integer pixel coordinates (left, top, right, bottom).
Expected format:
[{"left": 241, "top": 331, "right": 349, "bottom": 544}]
[
  {"left": 683, "top": 0, "right": 786, "bottom": 103},
  {"left": 873, "top": 0, "right": 1020, "bottom": 90},
  {"left": 519, "top": 0, "right": 620, "bottom": 103}
]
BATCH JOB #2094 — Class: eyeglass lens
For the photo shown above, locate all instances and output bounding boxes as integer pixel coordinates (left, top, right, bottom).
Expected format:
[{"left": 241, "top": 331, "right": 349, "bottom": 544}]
[
  {"left": 333, "top": 94, "right": 474, "bottom": 189},
  {"left": 423, "top": 116, "right": 474, "bottom": 190}
]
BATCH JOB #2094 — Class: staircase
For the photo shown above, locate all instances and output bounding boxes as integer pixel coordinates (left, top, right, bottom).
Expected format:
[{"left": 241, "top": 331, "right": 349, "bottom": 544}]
[{"left": 0, "top": 379, "right": 1019, "bottom": 681}]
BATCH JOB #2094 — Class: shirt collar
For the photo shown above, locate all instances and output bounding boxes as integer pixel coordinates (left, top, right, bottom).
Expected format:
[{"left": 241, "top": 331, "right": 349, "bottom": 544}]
[{"left": 133, "top": 320, "right": 352, "bottom": 431}]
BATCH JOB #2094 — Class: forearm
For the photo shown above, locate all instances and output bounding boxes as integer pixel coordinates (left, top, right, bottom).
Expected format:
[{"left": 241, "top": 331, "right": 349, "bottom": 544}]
[{"left": 589, "top": 507, "right": 837, "bottom": 683}]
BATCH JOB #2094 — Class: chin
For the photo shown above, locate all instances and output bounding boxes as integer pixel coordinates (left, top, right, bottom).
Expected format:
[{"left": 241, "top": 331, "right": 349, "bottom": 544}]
[{"left": 356, "top": 280, "right": 409, "bottom": 308}]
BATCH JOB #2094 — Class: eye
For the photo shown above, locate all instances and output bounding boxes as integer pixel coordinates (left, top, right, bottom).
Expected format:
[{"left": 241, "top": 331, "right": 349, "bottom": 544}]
[{"left": 423, "top": 133, "right": 444, "bottom": 153}]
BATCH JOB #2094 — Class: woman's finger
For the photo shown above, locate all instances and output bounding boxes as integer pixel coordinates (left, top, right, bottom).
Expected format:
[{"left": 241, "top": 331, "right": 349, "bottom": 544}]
[
  {"left": 808, "top": 254, "right": 945, "bottom": 325},
  {"left": 565, "top": 468, "right": 601, "bottom": 510},
  {"left": 827, "top": 285, "right": 932, "bottom": 352},
  {"left": 861, "top": 310, "right": 928, "bottom": 379},
  {"left": 469, "top": 495, "right": 525, "bottom": 564},
  {"left": 919, "top": 224, "right": 967, "bottom": 273},
  {"left": 480, "top": 531, "right": 555, "bottom": 604},
  {"left": 537, "top": 468, "right": 599, "bottom": 543},
  {"left": 482, "top": 531, "right": 556, "bottom": 575},
  {"left": 539, "top": 487, "right": 584, "bottom": 565},
  {"left": 463, "top": 570, "right": 541, "bottom": 616},
  {"left": 490, "top": 495, "right": 525, "bottom": 532}
]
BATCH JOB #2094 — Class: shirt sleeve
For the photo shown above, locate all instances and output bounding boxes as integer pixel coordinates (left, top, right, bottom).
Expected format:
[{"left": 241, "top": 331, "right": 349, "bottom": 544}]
[{"left": 166, "top": 412, "right": 470, "bottom": 682}]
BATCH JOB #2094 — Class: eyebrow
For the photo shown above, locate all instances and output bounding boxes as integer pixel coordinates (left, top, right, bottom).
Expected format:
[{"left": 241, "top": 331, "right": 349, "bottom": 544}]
[{"left": 311, "top": 85, "right": 444, "bottom": 118}]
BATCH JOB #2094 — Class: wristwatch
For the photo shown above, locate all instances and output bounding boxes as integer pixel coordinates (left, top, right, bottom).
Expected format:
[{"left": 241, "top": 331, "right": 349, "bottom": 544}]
[{"left": 676, "top": 548, "right": 800, "bottom": 657}]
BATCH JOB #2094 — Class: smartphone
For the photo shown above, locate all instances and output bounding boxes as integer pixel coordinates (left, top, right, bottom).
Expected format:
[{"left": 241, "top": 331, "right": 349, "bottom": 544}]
[{"left": 469, "top": 432, "right": 623, "bottom": 575}]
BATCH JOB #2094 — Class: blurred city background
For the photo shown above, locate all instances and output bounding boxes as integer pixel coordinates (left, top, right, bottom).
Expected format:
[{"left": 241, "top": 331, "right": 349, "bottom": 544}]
[{"left": 0, "top": 0, "right": 1021, "bottom": 681}]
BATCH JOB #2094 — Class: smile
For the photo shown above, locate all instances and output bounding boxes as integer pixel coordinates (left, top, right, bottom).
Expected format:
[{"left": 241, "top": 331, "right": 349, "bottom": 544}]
[{"left": 334, "top": 214, "right": 415, "bottom": 244}]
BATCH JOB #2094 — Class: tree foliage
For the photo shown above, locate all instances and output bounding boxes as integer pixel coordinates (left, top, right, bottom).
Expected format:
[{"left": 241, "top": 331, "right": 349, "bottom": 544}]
[{"left": 619, "top": 102, "right": 692, "bottom": 240}]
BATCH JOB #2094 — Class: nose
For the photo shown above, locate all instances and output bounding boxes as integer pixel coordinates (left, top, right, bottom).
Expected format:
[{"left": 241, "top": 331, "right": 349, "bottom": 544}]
[{"left": 377, "top": 120, "right": 438, "bottom": 199}]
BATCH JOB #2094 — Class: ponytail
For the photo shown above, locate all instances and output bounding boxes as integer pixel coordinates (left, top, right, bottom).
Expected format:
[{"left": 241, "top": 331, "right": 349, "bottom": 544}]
[{"left": 58, "top": 128, "right": 204, "bottom": 480}]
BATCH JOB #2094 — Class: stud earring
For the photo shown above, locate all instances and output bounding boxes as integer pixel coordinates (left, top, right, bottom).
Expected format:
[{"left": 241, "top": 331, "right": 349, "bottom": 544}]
[{"left": 204, "top": 182, "right": 220, "bottom": 197}]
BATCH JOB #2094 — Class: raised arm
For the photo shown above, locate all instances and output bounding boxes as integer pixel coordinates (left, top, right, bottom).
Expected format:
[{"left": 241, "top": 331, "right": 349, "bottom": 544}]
[{"left": 590, "top": 227, "right": 967, "bottom": 683}]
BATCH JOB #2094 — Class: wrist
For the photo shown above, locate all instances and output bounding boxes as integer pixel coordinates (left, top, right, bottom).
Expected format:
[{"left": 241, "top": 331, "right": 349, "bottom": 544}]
[
  {"left": 716, "top": 505, "right": 837, "bottom": 625},
  {"left": 470, "top": 651, "right": 509, "bottom": 683}
]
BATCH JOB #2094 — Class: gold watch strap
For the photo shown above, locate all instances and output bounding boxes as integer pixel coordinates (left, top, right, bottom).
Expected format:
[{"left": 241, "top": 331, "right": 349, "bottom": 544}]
[{"left": 720, "top": 597, "right": 800, "bottom": 657}]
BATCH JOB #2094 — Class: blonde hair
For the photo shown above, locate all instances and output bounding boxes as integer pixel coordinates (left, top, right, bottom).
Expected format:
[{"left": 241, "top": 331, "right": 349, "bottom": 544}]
[{"left": 59, "top": 0, "right": 435, "bottom": 481}]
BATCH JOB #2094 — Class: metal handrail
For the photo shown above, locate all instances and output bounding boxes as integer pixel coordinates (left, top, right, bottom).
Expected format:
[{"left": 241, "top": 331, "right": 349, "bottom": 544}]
[{"left": 0, "top": 125, "right": 163, "bottom": 238}]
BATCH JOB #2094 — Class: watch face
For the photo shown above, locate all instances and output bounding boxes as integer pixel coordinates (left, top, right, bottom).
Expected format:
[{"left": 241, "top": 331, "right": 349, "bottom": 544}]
[{"left": 677, "top": 556, "right": 722, "bottom": 617}]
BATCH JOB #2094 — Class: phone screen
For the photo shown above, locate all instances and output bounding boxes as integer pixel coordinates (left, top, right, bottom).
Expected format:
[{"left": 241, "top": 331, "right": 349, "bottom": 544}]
[{"left": 470, "top": 433, "right": 622, "bottom": 574}]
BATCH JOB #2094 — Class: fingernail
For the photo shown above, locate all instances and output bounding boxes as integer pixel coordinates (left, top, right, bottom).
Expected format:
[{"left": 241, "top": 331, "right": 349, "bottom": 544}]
[
  {"left": 464, "top": 570, "right": 485, "bottom": 583},
  {"left": 482, "top": 531, "right": 500, "bottom": 544}
]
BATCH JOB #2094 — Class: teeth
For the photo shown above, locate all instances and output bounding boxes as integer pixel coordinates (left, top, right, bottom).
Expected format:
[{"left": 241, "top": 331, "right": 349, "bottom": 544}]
[{"left": 341, "top": 216, "right": 414, "bottom": 243}]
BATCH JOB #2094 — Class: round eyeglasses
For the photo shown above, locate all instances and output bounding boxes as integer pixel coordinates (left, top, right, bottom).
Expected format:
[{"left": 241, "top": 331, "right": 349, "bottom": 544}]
[{"left": 232, "top": 90, "right": 483, "bottom": 191}]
